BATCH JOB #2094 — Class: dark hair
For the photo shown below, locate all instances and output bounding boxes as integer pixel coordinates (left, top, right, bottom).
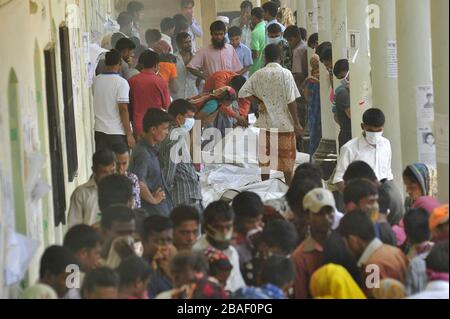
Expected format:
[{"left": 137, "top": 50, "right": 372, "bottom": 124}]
[
  {"left": 228, "top": 26, "right": 242, "bottom": 38},
  {"left": 299, "top": 27, "right": 307, "bottom": 41},
  {"left": 115, "top": 37, "right": 136, "bottom": 52},
  {"left": 181, "top": 0, "right": 195, "bottom": 8},
  {"left": 140, "top": 215, "right": 173, "bottom": 241},
  {"left": 259, "top": 255, "right": 295, "bottom": 288},
  {"left": 39, "top": 246, "right": 78, "bottom": 279},
  {"left": 98, "top": 175, "right": 133, "bottom": 213},
  {"left": 117, "top": 11, "right": 133, "bottom": 27},
  {"left": 170, "top": 205, "right": 200, "bottom": 228},
  {"left": 145, "top": 29, "right": 162, "bottom": 45},
  {"left": 378, "top": 185, "right": 391, "bottom": 215},
  {"left": 176, "top": 31, "right": 191, "bottom": 45},
  {"left": 241, "top": 1, "right": 253, "bottom": 11},
  {"left": 173, "top": 14, "right": 190, "bottom": 33},
  {"left": 316, "top": 41, "right": 332, "bottom": 57},
  {"left": 111, "top": 33, "right": 128, "bottom": 49},
  {"left": 251, "top": 7, "right": 263, "bottom": 20},
  {"left": 92, "top": 149, "right": 115, "bottom": 171},
  {"left": 267, "top": 23, "right": 282, "bottom": 34},
  {"left": 100, "top": 204, "right": 135, "bottom": 230},
  {"left": 230, "top": 75, "right": 247, "bottom": 92},
  {"left": 264, "top": 43, "right": 282, "bottom": 62},
  {"left": 142, "top": 108, "right": 173, "bottom": 133},
  {"left": 343, "top": 161, "right": 378, "bottom": 183},
  {"left": 81, "top": 267, "right": 120, "bottom": 297},
  {"left": 333, "top": 59, "right": 349, "bottom": 78},
  {"left": 319, "top": 47, "right": 333, "bottom": 63},
  {"left": 262, "top": 1, "right": 279, "bottom": 18},
  {"left": 363, "top": 108, "right": 385, "bottom": 127},
  {"left": 161, "top": 17, "right": 175, "bottom": 33},
  {"left": 63, "top": 225, "right": 101, "bottom": 254},
  {"left": 293, "top": 163, "right": 323, "bottom": 182},
  {"left": 284, "top": 25, "right": 301, "bottom": 39},
  {"left": 338, "top": 210, "right": 376, "bottom": 242},
  {"left": 232, "top": 191, "right": 264, "bottom": 221},
  {"left": 404, "top": 208, "right": 431, "bottom": 244},
  {"left": 139, "top": 49, "right": 160, "bottom": 68},
  {"left": 323, "top": 231, "right": 362, "bottom": 286},
  {"left": 105, "top": 49, "right": 122, "bottom": 66},
  {"left": 286, "top": 178, "right": 322, "bottom": 213},
  {"left": 262, "top": 220, "right": 299, "bottom": 254},
  {"left": 204, "top": 201, "right": 235, "bottom": 225},
  {"left": 270, "top": 0, "right": 281, "bottom": 8},
  {"left": 308, "top": 33, "right": 319, "bottom": 47},
  {"left": 111, "top": 143, "right": 129, "bottom": 156},
  {"left": 426, "top": 239, "right": 449, "bottom": 273},
  {"left": 116, "top": 256, "right": 152, "bottom": 286},
  {"left": 127, "top": 1, "right": 144, "bottom": 15},
  {"left": 168, "top": 99, "right": 196, "bottom": 118},
  {"left": 210, "top": 21, "right": 226, "bottom": 34},
  {"left": 343, "top": 179, "right": 379, "bottom": 205},
  {"left": 171, "top": 251, "right": 209, "bottom": 275}
]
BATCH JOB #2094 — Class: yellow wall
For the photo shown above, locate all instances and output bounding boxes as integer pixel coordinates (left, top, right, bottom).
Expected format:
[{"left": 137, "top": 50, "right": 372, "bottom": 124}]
[{"left": 0, "top": 0, "right": 116, "bottom": 298}]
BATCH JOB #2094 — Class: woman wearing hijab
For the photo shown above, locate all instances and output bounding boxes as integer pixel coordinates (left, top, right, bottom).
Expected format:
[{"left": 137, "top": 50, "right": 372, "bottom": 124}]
[
  {"left": 403, "top": 163, "right": 438, "bottom": 211},
  {"left": 310, "top": 264, "right": 367, "bottom": 299}
]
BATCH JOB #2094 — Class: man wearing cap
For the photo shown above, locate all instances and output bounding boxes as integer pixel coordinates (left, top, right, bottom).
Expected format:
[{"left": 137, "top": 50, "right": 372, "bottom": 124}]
[
  {"left": 291, "top": 188, "right": 336, "bottom": 299},
  {"left": 430, "top": 204, "right": 449, "bottom": 242}
]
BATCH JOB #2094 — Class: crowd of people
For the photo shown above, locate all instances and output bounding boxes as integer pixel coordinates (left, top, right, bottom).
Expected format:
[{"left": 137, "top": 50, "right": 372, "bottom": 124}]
[{"left": 18, "top": 0, "right": 448, "bottom": 300}]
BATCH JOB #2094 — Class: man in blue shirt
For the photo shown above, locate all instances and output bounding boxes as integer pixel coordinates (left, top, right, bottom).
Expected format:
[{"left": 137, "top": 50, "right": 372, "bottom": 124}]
[
  {"left": 129, "top": 109, "right": 174, "bottom": 216},
  {"left": 229, "top": 26, "right": 253, "bottom": 79}
]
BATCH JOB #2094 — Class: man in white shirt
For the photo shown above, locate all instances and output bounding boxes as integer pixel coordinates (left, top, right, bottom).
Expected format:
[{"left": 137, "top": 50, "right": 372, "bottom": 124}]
[
  {"left": 231, "top": 1, "right": 253, "bottom": 48},
  {"left": 193, "top": 201, "right": 246, "bottom": 293},
  {"left": 67, "top": 150, "right": 116, "bottom": 227},
  {"left": 93, "top": 49, "right": 135, "bottom": 152},
  {"left": 160, "top": 17, "right": 175, "bottom": 53},
  {"left": 239, "top": 44, "right": 303, "bottom": 185},
  {"left": 333, "top": 108, "right": 394, "bottom": 192}
]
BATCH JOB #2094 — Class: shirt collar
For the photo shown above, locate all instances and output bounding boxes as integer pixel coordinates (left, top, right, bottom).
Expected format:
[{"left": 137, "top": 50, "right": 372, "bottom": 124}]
[
  {"left": 140, "top": 138, "right": 160, "bottom": 154},
  {"left": 358, "top": 238, "right": 383, "bottom": 267},
  {"left": 84, "top": 176, "right": 97, "bottom": 188},
  {"left": 357, "top": 135, "right": 376, "bottom": 149},
  {"left": 302, "top": 236, "right": 324, "bottom": 253}
]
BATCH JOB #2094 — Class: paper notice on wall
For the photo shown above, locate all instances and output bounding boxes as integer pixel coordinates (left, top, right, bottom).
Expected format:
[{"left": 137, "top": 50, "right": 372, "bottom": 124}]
[
  {"left": 348, "top": 30, "right": 360, "bottom": 63},
  {"left": 416, "top": 85, "right": 436, "bottom": 167},
  {"left": 434, "top": 113, "right": 449, "bottom": 164},
  {"left": 386, "top": 41, "right": 398, "bottom": 78}
]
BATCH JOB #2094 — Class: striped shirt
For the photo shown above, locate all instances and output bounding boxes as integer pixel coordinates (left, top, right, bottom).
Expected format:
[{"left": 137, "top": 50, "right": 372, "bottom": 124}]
[{"left": 159, "top": 125, "right": 202, "bottom": 206}]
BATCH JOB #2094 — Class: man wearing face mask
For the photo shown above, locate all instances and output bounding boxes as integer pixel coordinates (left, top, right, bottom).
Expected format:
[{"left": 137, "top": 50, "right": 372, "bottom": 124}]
[
  {"left": 159, "top": 99, "right": 202, "bottom": 209},
  {"left": 193, "top": 201, "right": 246, "bottom": 293},
  {"left": 267, "top": 23, "right": 292, "bottom": 71},
  {"left": 333, "top": 108, "right": 394, "bottom": 192},
  {"left": 333, "top": 59, "right": 352, "bottom": 150}
]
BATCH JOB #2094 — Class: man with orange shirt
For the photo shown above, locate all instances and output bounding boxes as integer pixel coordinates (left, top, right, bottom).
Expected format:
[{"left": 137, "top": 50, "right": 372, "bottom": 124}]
[{"left": 204, "top": 70, "right": 250, "bottom": 131}]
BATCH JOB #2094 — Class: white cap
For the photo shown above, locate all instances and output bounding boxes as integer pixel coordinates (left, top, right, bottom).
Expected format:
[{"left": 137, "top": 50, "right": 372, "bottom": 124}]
[
  {"left": 303, "top": 188, "right": 336, "bottom": 213},
  {"left": 216, "top": 16, "right": 230, "bottom": 25}
]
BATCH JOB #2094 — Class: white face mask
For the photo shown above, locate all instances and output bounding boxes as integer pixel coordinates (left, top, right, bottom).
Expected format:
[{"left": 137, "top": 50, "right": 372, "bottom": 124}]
[
  {"left": 181, "top": 117, "right": 195, "bottom": 132},
  {"left": 267, "top": 36, "right": 282, "bottom": 45},
  {"left": 365, "top": 131, "right": 383, "bottom": 145}
]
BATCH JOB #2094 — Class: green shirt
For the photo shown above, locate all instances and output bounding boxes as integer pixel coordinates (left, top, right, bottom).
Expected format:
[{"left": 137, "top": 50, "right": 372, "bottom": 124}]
[{"left": 250, "top": 21, "right": 266, "bottom": 75}]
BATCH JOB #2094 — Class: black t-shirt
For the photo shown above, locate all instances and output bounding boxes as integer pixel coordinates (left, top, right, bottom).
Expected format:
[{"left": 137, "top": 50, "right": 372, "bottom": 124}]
[{"left": 335, "top": 86, "right": 352, "bottom": 132}]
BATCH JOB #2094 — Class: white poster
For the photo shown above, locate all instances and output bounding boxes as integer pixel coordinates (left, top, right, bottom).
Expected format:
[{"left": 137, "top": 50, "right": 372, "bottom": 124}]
[
  {"left": 348, "top": 30, "right": 360, "bottom": 62},
  {"left": 416, "top": 85, "right": 436, "bottom": 167},
  {"left": 386, "top": 41, "right": 398, "bottom": 78},
  {"left": 435, "top": 113, "right": 449, "bottom": 165}
]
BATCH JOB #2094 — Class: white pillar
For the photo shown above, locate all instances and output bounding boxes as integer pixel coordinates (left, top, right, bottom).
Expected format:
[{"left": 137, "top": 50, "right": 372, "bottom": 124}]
[
  {"left": 396, "top": 0, "right": 433, "bottom": 169},
  {"left": 430, "top": 0, "right": 449, "bottom": 202},
  {"left": 317, "top": 0, "right": 336, "bottom": 141},
  {"left": 330, "top": 0, "right": 347, "bottom": 89},
  {"left": 347, "top": 0, "right": 373, "bottom": 137},
  {"left": 369, "top": 0, "right": 403, "bottom": 190},
  {"left": 296, "top": 0, "right": 307, "bottom": 27}
]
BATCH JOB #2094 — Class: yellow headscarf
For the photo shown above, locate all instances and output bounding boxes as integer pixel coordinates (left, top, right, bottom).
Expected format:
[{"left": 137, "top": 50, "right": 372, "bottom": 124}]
[{"left": 310, "top": 264, "right": 367, "bottom": 299}]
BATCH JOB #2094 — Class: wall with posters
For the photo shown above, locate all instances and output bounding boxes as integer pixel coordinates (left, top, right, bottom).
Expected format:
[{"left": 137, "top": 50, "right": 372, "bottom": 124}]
[{"left": 0, "top": 0, "right": 117, "bottom": 298}]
